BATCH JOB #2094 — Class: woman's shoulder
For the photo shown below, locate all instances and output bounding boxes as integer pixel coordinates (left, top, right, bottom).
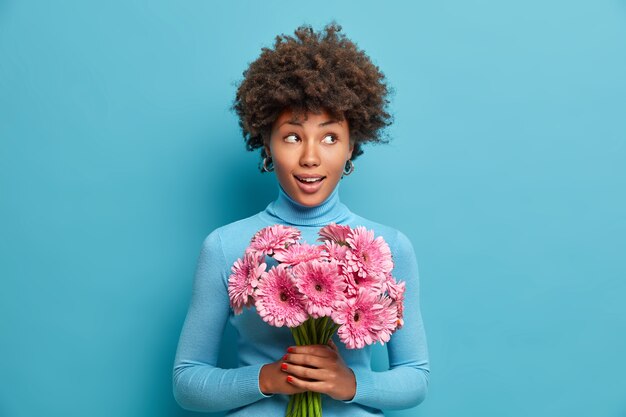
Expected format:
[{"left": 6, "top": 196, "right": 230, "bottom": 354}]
[
  {"left": 199, "top": 212, "right": 268, "bottom": 261},
  {"left": 213, "top": 213, "right": 267, "bottom": 237}
]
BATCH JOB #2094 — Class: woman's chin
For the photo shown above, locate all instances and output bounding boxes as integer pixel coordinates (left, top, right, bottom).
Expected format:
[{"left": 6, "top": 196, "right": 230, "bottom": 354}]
[{"left": 287, "top": 183, "right": 334, "bottom": 207}]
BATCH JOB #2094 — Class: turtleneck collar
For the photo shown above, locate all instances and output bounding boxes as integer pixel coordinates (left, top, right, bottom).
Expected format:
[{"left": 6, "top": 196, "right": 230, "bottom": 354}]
[{"left": 263, "top": 184, "right": 352, "bottom": 227}]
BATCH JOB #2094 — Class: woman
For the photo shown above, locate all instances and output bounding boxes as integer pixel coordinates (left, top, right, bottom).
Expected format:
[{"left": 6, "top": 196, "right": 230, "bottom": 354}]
[{"left": 173, "top": 23, "right": 429, "bottom": 416}]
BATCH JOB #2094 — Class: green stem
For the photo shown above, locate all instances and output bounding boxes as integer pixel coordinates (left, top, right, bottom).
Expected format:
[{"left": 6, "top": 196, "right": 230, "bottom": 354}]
[
  {"left": 316, "top": 317, "right": 324, "bottom": 343},
  {"left": 299, "top": 323, "right": 310, "bottom": 345},
  {"left": 322, "top": 317, "right": 332, "bottom": 344},
  {"left": 315, "top": 392, "right": 322, "bottom": 417},
  {"left": 286, "top": 394, "right": 295, "bottom": 417},
  {"left": 322, "top": 317, "right": 331, "bottom": 343},
  {"left": 291, "top": 327, "right": 301, "bottom": 346},
  {"left": 296, "top": 394, "right": 302, "bottom": 417},
  {"left": 309, "top": 317, "right": 318, "bottom": 344},
  {"left": 320, "top": 317, "right": 334, "bottom": 345},
  {"left": 313, "top": 391, "right": 319, "bottom": 417},
  {"left": 300, "top": 322, "right": 306, "bottom": 345}
]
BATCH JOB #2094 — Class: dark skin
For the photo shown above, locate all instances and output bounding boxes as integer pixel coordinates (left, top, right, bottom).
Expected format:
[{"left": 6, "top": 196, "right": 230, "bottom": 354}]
[{"left": 259, "top": 339, "right": 356, "bottom": 401}]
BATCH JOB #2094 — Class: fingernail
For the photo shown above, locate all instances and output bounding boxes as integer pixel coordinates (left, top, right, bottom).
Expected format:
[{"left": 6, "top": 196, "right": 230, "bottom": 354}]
[
  {"left": 287, "top": 347, "right": 295, "bottom": 353},
  {"left": 281, "top": 363, "right": 288, "bottom": 370},
  {"left": 286, "top": 376, "right": 293, "bottom": 383},
  {"left": 282, "top": 354, "right": 288, "bottom": 360}
]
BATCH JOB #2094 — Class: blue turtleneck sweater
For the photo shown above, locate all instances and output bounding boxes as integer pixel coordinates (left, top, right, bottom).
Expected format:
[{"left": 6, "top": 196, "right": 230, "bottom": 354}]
[{"left": 173, "top": 186, "right": 429, "bottom": 416}]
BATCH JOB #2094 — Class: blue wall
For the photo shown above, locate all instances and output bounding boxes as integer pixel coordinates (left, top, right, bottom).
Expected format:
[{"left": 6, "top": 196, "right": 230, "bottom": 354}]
[{"left": 1, "top": 1, "right": 625, "bottom": 416}]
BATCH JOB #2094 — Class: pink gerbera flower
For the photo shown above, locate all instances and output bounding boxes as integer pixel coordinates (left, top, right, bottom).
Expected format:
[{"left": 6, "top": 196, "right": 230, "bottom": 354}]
[
  {"left": 228, "top": 251, "right": 266, "bottom": 315},
  {"left": 384, "top": 276, "right": 406, "bottom": 329},
  {"left": 321, "top": 240, "right": 349, "bottom": 263},
  {"left": 345, "top": 226, "right": 394, "bottom": 282},
  {"left": 318, "top": 223, "right": 352, "bottom": 245},
  {"left": 255, "top": 264, "right": 307, "bottom": 327},
  {"left": 344, "top": 270, "right": 384, "bottom": 298},
  {"left": 249, "top": 225, "right": 301, "bottom": 256},
  {"left": 375, "top": 295, "right": 400, "bottom": 344},
  {"left": 333, "top": 289, "right": 398, "bottom": 349},
  {"left": 292, "top": 260, "right": 347, "bottom": 318},
  {"left": 385, "top": 275, "right": 405, "bottom": 301},
  {"left": 320, "top": 241, "right": 350, "bottom": 280},
  {"left": 273, "top": 243, "right": 322, "bottom": 266}
]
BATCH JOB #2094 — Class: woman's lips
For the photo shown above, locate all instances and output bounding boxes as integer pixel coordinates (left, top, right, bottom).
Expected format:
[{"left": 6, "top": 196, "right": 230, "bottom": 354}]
[{"left": 294, "top": 175, "right": 326, "bottom": 194}]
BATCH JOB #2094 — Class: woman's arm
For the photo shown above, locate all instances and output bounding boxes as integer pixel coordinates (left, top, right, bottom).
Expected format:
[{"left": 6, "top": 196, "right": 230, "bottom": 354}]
[
  {"left": 172, "top": 230, "right": 271, "bottom": 412},
  {"left": 345, "top": 230, "right": 430, "bottom": 410}
]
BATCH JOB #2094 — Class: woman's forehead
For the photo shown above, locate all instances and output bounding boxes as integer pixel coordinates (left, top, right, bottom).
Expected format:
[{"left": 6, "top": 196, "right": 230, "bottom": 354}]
[{"left": 274, "top": 108, "right": 345, "bottom": 126}]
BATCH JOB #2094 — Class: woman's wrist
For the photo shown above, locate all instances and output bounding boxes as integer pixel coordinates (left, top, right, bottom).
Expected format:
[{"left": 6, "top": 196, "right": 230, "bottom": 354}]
[{"left": 259, "top": 363, "right": 274, "bottom": 395}]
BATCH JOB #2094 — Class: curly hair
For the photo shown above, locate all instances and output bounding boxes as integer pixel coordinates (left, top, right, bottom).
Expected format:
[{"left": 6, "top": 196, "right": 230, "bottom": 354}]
[{"left": 232, "top": 22, "right": 392, "bottom": 166}]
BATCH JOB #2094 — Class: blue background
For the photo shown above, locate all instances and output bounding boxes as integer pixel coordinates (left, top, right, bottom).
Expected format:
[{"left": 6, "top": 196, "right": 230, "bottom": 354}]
[{"left": 1, "top": 1, "right": 625, "bottom": 416}]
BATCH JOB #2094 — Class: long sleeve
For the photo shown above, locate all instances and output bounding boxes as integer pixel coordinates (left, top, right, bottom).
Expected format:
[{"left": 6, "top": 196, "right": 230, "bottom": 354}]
[
  {"left": 172, "top": 230, "right": 271, "bottom": 412},
  {"left": 346, "top": 230, "right": 430, "bottom": 410}
]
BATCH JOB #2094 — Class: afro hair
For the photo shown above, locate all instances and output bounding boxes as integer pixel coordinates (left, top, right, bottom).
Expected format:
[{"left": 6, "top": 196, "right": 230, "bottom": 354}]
[{"left": 232, "top": 22, "right": 393, "bottom": 167}]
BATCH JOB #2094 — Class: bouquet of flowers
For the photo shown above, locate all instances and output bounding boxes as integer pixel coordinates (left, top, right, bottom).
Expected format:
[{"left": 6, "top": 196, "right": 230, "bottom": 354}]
[{"left": 228, "top": 223, "right": 406, "bottom": 417}]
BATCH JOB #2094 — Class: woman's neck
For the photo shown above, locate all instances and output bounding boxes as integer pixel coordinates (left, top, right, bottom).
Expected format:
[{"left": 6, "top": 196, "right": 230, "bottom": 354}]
[{"left": 264, "top": 184, "right": 351, "bottom": 227}]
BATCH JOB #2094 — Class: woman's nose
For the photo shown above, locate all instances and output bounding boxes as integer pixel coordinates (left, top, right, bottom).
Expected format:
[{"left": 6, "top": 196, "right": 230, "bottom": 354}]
[{"left": 299, "top": 140, "right": 320, "bottom": 167}]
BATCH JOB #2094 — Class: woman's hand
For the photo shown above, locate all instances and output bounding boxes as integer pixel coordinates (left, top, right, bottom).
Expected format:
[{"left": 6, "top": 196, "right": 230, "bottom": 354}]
[
  {"left": 259, "top": 361, "right": 307, "bottom": 396},
  {"left": 281, "top": 340, "right": 356, "bottom": 401}
]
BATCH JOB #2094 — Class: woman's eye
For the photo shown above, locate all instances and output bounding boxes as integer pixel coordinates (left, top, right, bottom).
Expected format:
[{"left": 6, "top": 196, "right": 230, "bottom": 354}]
[
  {"left": 284, "top": 134, "right": 299, "bottom": 143},
  {"left": 322, "top": 134, "right": 337, "bottom": 144}
]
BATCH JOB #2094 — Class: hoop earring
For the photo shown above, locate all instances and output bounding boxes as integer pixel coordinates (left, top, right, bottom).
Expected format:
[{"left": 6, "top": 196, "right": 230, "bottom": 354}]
[
  {"left": 262, "top": 156, "right": 274, "bottom": 172},
  {"left": 343, "top": 159, "right": 354, "bottom": 176}
]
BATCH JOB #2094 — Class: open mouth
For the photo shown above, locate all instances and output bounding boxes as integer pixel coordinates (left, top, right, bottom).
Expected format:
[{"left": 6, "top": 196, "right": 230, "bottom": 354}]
[{"left": 294, "top": 175, "right": 326, "bottom": 184}]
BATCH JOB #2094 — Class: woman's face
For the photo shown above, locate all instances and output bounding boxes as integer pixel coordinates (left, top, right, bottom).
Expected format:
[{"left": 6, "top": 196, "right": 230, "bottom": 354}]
[{"left": 265, "top": 108, "right": 353, "bottom": 207}]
